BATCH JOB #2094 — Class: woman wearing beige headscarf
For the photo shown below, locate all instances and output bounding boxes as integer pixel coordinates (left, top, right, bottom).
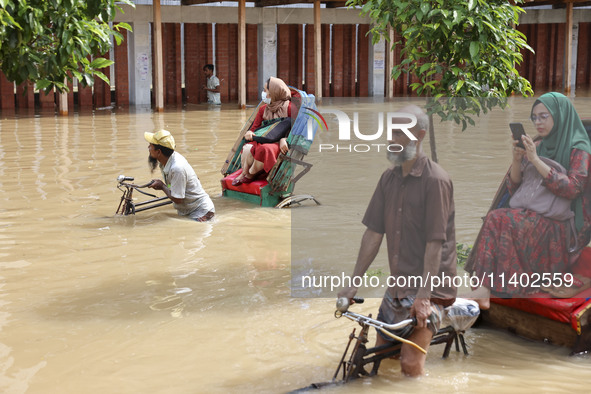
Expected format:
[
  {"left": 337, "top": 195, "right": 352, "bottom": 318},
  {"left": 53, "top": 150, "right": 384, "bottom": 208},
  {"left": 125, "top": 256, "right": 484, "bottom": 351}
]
[{"left": 233, "top": 77, "right": 298, "bottom": 186}]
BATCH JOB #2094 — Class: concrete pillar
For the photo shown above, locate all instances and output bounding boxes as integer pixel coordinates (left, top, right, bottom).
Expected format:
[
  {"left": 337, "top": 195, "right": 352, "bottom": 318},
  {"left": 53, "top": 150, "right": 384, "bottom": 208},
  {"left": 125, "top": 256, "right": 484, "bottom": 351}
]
[
  {"left": 238, "top": 0, "right": 246, "bottom": 109},
  {"left": 153, "top": 0, "right": 164, "bottom": 111},
  {"left": 372, "top": 38, "right": 385, "bottom": 97},
  {"left": 565, "top": 2, "right": 574, "bottom": 96},
  {"left": 569, "top": 23, "right": 579, "bottom": 96},
  {"left": 258, "top": 22, "right": 277, "bottom": 98},
  {"left": 128, "top": 22, "right": 152, "bottom": 107},
  {"left": 313, "top": 0, "right": 322, "bottom": 100},
  {"left": 59, "top": 86, "right": 68, "bottom": 116}
]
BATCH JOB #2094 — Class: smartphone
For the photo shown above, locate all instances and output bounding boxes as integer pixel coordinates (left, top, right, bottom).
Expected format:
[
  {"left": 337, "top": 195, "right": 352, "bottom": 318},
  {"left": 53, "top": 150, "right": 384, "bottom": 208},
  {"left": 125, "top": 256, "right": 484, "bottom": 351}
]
[{"left": 510, "top": 122, "right": 526, "bottom": 149}]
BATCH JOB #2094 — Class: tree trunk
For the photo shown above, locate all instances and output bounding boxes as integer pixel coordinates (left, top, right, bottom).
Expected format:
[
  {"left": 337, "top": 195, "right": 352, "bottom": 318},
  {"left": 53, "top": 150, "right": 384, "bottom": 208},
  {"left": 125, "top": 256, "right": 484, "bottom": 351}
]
[{"left": 429, "top": 113, "right": 438, "bottom": 162}]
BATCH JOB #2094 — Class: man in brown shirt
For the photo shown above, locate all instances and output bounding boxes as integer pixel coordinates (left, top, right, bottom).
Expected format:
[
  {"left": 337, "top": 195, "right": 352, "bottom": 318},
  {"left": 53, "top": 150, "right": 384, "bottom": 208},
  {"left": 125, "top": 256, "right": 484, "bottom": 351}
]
[{"left": 338, "top": 105, "right": 457, "bottom": 377}]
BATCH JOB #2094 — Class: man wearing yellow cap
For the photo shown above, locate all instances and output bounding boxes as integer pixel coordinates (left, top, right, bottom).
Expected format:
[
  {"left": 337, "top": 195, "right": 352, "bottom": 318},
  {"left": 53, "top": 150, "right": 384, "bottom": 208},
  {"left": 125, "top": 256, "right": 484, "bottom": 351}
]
[{"left": 145, "top": 129, "right": 215, "bottom": 221}]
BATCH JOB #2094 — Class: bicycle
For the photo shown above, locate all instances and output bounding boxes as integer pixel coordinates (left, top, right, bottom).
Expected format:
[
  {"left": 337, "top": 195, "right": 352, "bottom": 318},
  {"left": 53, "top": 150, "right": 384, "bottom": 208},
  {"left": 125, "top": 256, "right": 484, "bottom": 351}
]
[
  {"left": 291, "top": 297, "right": 477, "bottom": 392},
  {"left": 115, "top": 175, "right": 172, "bottom": 215}
]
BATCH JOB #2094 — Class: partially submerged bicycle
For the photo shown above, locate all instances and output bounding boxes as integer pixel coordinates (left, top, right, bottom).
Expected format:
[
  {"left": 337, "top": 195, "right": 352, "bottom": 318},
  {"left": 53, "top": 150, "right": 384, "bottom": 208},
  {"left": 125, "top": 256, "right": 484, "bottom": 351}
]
[
  {"left": 115, "top": 175, "right": 172, "bottom": 215},
  {"left": 291, "top": 297, "right": 480, "bottom": 392}
]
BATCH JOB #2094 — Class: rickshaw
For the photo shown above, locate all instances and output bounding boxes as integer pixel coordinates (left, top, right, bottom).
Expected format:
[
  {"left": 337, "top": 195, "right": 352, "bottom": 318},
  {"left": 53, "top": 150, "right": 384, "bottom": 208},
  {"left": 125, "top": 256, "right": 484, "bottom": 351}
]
[
  {"left": 466, "top": 119, "right": 591, "bottom": 355},
  {"left": 220, "top": 88, "right": 321, "bottom": 208}
]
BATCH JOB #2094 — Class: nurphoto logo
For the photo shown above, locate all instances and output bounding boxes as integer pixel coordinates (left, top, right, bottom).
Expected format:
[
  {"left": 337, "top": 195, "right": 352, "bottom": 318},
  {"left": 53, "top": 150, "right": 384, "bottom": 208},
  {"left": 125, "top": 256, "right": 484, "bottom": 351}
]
[{"left": 307, "top": 110, "right": 418, "bottom": 153}]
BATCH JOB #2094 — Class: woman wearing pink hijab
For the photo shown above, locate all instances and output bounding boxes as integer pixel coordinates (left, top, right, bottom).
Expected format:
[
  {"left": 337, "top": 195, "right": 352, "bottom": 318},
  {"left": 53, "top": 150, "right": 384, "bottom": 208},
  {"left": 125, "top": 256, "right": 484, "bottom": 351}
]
[{"left": 233, "top": 77, "right": 298, "bottom": 186}]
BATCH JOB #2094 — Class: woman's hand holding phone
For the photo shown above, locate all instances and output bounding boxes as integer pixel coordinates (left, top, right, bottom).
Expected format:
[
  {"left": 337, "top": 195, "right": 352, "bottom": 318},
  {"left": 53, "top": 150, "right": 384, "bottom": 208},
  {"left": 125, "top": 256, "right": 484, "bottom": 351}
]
[{"left": 510, "top": 122, "right": 526, "bottom": 149}]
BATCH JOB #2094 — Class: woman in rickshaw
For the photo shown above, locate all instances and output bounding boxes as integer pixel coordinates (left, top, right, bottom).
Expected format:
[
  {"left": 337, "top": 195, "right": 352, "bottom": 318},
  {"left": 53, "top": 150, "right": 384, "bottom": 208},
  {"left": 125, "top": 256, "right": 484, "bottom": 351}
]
[
  {"left": 232, "top": 77, "right": 298, "bottom": 186},
  {"left": 466, "top": 92, "right": 591, "bottom": 308}
]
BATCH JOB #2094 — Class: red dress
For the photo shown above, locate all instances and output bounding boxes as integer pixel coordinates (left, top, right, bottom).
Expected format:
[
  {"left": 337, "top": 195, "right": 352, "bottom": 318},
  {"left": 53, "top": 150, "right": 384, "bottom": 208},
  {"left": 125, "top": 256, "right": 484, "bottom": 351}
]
[
  {"left": 470, "top": 149, "right": 591, "bottom": 295},
  {"left": 247, "top": 103, "right": 295, "bottom": 173}
]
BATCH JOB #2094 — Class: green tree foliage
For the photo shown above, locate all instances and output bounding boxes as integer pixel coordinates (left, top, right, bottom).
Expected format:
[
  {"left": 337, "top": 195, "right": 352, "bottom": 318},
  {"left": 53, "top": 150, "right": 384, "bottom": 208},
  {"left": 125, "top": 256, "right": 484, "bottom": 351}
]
[
  {"left": 0, "top": 0, "right": 133, "bottom": 93},
  {"left": 347, "top": 0, "right": 534, "bottom": 131}
]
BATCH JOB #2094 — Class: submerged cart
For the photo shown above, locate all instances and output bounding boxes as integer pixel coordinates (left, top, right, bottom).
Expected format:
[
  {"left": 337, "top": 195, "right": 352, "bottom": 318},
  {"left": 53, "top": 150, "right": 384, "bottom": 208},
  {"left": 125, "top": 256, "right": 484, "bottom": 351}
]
[{"left": 220, "top": 88, "right": 321, "bottom": 208}]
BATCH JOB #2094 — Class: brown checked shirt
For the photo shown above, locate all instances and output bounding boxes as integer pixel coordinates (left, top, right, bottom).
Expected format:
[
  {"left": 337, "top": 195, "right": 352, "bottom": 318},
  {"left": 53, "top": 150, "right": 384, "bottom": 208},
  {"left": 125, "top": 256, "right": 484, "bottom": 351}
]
[{"left": 362, "top": 151, "right": 457, "bottom": 305}]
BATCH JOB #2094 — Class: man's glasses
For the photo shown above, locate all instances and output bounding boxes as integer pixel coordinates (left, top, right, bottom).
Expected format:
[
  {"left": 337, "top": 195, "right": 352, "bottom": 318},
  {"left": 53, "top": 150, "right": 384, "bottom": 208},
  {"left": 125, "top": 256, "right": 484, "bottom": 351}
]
[{"left": 530, "top": 113, "right": 551, "bottom": 123}]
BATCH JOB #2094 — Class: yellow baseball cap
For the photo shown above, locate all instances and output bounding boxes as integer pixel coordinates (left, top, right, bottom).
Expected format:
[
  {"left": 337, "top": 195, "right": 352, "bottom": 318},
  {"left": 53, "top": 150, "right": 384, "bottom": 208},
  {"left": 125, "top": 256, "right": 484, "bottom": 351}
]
[{"left": 144, "top": 129, "right": 176, "bottom": 150}]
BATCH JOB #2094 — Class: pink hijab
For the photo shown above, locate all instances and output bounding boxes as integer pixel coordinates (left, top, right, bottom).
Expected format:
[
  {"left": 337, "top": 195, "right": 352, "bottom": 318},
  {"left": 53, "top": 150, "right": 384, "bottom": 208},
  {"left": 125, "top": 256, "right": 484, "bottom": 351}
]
[{"left": 263, "top": 77, "right": 291, "bottom": 120}]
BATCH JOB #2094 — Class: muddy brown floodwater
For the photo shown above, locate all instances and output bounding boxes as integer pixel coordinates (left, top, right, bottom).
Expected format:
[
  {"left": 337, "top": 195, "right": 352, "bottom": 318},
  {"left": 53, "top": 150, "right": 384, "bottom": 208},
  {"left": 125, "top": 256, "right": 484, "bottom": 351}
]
[{"left": 0, "top": 98, "right": 590, "bottom": 393}]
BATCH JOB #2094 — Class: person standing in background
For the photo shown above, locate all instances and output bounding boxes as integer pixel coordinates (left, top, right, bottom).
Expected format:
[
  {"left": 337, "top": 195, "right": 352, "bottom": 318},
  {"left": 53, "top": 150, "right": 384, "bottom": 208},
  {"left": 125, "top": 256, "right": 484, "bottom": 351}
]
[{"left": 203, "top": 64, "right": 221, "bottom": 105}]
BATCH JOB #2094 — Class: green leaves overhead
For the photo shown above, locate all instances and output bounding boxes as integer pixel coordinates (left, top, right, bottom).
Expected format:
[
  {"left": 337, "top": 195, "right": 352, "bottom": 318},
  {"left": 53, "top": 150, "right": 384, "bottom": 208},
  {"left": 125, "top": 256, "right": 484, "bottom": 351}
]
[
  {"left": 347, "top": 0, "right": 534, "bottom": 130},
  {"left": 0, "top": 0, "right": 134, "bottom": 93}
]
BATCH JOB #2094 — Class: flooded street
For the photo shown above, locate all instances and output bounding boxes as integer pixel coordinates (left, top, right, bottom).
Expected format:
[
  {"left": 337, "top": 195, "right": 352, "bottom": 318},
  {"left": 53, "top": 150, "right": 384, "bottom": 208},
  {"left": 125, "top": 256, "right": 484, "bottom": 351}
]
[{"left": 1, "top": 98, "right": 590, "bottom": 393}]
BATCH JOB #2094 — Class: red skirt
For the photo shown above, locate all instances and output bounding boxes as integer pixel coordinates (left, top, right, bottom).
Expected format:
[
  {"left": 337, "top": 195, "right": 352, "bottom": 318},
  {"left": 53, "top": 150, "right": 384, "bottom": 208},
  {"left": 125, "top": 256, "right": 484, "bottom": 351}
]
[
  {"left": 248, "top": 141, "right": 281, "bottom": 173},
  {"left": 470, "top": 208, "right": 571, "bottom": 295}
]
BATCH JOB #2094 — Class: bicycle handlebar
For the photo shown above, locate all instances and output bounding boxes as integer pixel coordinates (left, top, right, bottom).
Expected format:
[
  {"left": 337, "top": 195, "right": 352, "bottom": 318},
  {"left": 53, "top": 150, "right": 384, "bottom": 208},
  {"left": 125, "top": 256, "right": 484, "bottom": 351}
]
[
  {"left": 335, "top": 296, "right": 430, "bottom": 355},
  {"left": 335, "top": 297, "right": 364, "bottom": 313},
  {"left": 117, "top": 176, "right": 158, "bottom": 198},
  {"left": 117, "top": 175, "right": 134, "bottom": 182},
  {"left": 336, "top": 297, "right": 430, "bottom": 331},
  {"left": 343, "top": 311, "right": 423, "bottom": 331},
  {"left": 133, "top": 180, "right": 155, "bottom": 188}
]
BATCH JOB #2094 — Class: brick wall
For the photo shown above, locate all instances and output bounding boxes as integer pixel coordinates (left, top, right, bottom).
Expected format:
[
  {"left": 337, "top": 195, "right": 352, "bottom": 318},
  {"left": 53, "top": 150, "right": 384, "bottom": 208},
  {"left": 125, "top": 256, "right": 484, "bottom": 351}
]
[
  {"left": 576, "top": 22, "right": 591, "bottom": 93},
  {"left": 390, "top": 30, "right": 409, "bottom": 97},
  {"left": 38, "top": 87, "right": 55, "bottom": 109},
  {"left": 184, "top": 23, "right": 213, "bottom": 104},
  {"left": 277, "top": 24, "right": 303, "bottom": 89},
  {"left": 115, "top": 30, "right": 129, "bottom": 107},
  {"left": 0, "top": 73, "right": 14, "bottom": 110},
  {"left": 163, "top": 23, "right": 182, "bottom": 105},
  {"left": 246, "top": 24, "right": 259, "bottom": 102},
  {"left": 304, "top": 25, "right": 315, "bottom": 95},
  {"left": 215, "top": 24, "right": 238, "bottom": 102},
  {"left": 94, "top": 51, "right": 111, "bottom": 108},
  {"left": 357, "top": 24, "right": 370, "bottom": 97},
  {"left": 345, "top": 24, "right": 356, "bottom": 97},
  {"left": 518, "top": 23, "right": 566, "bottom": 94},
  {"left": 331, "top": 24, "right": 343, "bottom": 96},
  {"left": 216, "top": 23, "right": 258, "bottom": 103},
  {"left": 66, "top": 78, "right": 74, "bottom": 109},
  {"left": 78, "top": 80, "right": 94, "bottom": 108},
  {"left": 322, "top": 24, "right": 331, "bottom": 96},
  {"left": 16, "top": 82, "right": 34, "bottom": 109}
]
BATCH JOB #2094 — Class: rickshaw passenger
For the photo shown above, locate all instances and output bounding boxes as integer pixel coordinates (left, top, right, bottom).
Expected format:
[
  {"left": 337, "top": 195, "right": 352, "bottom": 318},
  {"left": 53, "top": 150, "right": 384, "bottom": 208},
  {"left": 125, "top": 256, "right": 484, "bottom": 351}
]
[
  {"left": 232, "top": 77, "right": 298, "bottom": 186},
  {"left": 465, "top": 92, "right": 591, "bottom": 308}
]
